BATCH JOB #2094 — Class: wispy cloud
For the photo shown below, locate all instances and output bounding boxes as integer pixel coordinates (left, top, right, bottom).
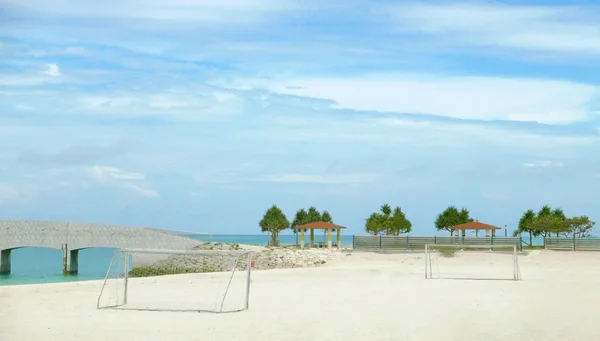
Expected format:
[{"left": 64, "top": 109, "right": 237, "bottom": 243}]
[
  {"left": 91, "top": 166, "right": 145, "bottom": 181},
  {"left": 385, "top": 3, "right": 600, "bottom": 56},
  {"left": 89, "top": 166, "right": 159, "bottom": 198},
  {"left": 1, "top": 0, "right": 600, "bottom": 232},
  {"left": 523, "top": 161, "right": 564, "bottom": 168},
  {"left": 121, "top": 183, "right": 160, "bottom": 198},
  {"left": 245, "top": 73, "right": 599, "bottom": 124}
]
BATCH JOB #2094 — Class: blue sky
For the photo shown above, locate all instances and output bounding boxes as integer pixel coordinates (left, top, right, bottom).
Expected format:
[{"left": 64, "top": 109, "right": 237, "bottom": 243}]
[{"left": 1, "top": 0, "right": 600, "bottom": 236}]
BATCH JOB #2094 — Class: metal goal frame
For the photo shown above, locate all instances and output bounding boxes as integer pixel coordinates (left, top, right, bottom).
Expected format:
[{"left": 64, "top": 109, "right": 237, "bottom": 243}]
[
  {"left": 97, "top": 248, "right": 253, "bottom": 313},
  {"left": 424, "top": 244, "right": 521, "bottom": 281}
]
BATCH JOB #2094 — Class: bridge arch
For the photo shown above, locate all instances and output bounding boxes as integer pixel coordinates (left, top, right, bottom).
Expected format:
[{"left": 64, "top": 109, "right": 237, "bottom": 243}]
[{"left": 0, "top": 220, "right": 202, "bottom": 275}]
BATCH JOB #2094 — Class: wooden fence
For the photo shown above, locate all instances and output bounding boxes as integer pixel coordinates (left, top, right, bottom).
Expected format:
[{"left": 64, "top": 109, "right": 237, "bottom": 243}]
[
  {"left": 353, "top": 236, "right": 522, "bottom": 251},
  {"left": 545, "top": 237, "right": 600, "bottom": 251}
]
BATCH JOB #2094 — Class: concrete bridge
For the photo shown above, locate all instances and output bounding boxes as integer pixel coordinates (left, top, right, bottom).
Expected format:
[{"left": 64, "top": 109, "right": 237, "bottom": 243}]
[{"left": 0, "top": 220, "right": 203, "bottom": 275}]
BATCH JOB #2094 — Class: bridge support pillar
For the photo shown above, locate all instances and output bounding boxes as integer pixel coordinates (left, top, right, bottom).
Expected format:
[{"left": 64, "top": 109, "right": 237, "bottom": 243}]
[
  {"left": 63, "top": 248, "right": 79, "bottom": 275},
  {"left": 0, "top": 249, "right": 11, "bottom": 275}
]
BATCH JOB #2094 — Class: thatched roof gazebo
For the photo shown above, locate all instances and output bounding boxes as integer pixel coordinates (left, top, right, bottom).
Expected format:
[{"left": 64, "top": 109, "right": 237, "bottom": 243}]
[
  {"left": 295, "top": 221, "right": 347, "bottom": 249},
  {"left": 449, "top": 221, "right": 501, "bottom": 237}
]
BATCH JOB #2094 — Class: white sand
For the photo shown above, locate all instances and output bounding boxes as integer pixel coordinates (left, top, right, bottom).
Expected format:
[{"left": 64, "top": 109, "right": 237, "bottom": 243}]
[{"left": 2, "top": 250, "right": 600, "bottom": 341}]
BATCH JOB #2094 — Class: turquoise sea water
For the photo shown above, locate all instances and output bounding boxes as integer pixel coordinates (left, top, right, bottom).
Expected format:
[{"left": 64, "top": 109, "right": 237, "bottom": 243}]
[
  {"left": 0, "top": 234, "right": 354, "bottom": 286},
  {"left": 0, "top": 234, "right": 548, "bottom": 286}
]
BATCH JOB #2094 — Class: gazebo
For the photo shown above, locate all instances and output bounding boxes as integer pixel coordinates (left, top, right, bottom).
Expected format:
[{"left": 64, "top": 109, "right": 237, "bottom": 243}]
[
  {"left": 295, "top": 221, "right": 347, "bottom": 249},
  {"left": 449, "top": 221, "right": 501, "bottom": 237}
]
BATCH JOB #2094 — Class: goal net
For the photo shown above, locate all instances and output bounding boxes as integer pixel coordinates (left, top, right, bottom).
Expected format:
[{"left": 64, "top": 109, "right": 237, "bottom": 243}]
[
  {"left": 424, "top": 244, "right": 521, "bottom": 281},
  {"left": 97, "top": 249, "right": 253, "bottom": 313}
]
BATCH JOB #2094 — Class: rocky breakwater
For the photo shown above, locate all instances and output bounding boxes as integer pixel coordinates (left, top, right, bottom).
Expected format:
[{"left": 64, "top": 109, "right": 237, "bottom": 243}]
[{"left": 129, "top": 242, "right": 332, "bottom": 277}]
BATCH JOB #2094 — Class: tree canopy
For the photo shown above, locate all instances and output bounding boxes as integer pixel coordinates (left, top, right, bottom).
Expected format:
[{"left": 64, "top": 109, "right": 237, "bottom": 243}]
[
  {"left": 512, "top": 209, "right": 536, "bottom": 245},
  {"left": 434, "top": 206, "right": 474, "bottom": 236},
  {"left": 306, "top": 206, "right": 322, "bottom": 223},
  {"left": 291, "top": 206, "right": 334, "bottom": 233},
  {"left": 291, "top": 208, "right": 308, "bottom": 234},
  {"left": 563, "top": 216, "right": 595, "bottom": 238},
  {"left": 365, "top": 204, "right": 412, "bottom": 235},
  {"left": 259, "top": 205, "right": 290, "bottom": 246},
  {"left": 512, "top": 205, "right": 595, "bottom": 239},
  {"left": 321, "top": 210, "right": 333, "bottom": 223}
]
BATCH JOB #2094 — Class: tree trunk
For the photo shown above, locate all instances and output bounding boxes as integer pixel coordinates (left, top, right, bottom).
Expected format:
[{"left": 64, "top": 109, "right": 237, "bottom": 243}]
[
  {"left": 271, "top": 232, "right": 278, "bottom": 246},
  {"left": 529, "top": 233, "right": 532, "bottom": 247}
]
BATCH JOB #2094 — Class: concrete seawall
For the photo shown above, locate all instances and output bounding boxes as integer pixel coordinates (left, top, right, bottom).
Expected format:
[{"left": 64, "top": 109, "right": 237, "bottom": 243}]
[{"left": 0, "top": 220, "right": 203, "bottom": 275}]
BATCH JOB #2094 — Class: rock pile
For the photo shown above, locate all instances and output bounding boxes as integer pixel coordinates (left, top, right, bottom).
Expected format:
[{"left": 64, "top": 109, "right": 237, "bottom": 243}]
[{"left": 129, "top": 242, "right": 333, "bottom": 277}]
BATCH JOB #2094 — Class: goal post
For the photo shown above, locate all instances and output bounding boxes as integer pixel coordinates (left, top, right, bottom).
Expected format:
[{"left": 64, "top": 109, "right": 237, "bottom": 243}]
[
  {"left": 424, "top": 244, "right": 521, "bottom": 281},
  {"left": 97, "top": 248, "right": 253, "bottom": 313}
]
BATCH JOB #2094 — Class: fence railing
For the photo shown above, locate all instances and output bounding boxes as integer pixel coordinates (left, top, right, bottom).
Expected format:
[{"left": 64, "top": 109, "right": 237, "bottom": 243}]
[
  {"left": 545, "top": 237, "right": 600, "bottom": 251},
  {"left": 353, "top": 236, "right": 522, "bottom": 251}
]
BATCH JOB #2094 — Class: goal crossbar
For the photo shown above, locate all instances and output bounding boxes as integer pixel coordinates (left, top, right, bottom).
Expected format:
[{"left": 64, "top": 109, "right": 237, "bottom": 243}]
[
  {"left": 424, "top": 244, "right": 521, "bottom": 281},
  {"left": 121, "top": 248, "right": 253, "bottom": 257}
]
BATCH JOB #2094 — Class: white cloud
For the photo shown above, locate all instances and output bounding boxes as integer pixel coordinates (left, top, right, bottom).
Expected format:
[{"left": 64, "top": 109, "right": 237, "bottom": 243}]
[
  {"left": 91, "top": 166, "right": 145, "bottom": 181},
  {"left": 241, "top": 112, "right": 598, "bottom": 154},
  {"left": 42, "top": 64, "right": 61, "bottom": 77},
  {"left": 89, "top": 166, "right": 159, "bottom": 198},
  {"left": 250, "top": 74, "right": 598, "bottom": 124},
  {"left": 523, "top": 161, "right": 564, "bottom": 168},
  {"left": 386, "top": 3, "right": 600, "bottom": 55},
  {"left": 122, "top": 183, "right": 159, "bottom": 198}
]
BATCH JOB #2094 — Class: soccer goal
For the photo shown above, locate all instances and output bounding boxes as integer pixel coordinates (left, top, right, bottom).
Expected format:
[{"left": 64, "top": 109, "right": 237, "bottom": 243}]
[
  {"left": 97, "top": 248, "right": 253, "bottom": 313},
  {"left": 424, "top": 244, "right": 521, "bottom": 281}
]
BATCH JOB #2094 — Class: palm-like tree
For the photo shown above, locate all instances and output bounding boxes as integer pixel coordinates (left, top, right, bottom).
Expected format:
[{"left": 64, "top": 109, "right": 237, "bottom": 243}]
[
  {"left": 292, "top": 208, "right": 308, "bottom": 245},
  {"left": 513, "top": 209, "right": 536, "bottom": 246}
]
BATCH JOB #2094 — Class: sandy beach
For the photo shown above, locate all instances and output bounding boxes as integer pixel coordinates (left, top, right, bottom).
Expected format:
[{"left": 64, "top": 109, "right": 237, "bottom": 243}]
[{"left": 1, "top": 249, "right": 599, "bottom": 341}]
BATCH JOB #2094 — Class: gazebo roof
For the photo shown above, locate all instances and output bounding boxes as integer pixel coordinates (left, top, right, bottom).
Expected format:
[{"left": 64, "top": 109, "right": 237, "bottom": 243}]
[
  {"left": 449, "top": 221, "right": 501, "bottom": 230},
  {"left": 296, "top": 221, "right": 347, "bottom": 230}
]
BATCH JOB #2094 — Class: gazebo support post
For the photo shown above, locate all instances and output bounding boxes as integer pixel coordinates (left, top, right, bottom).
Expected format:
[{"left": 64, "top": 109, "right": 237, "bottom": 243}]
[
  {"left": 300, "top": 228, "right": 305, "bottom": 249},
  {"left": 310, "top": 229, "right": 314, "bottom": 248},
  {"left": 336, "top": 228, "right": 341, "bottom": 249},
  {"left": 327, "top": 228, "right": 332, "bottom": 249}
]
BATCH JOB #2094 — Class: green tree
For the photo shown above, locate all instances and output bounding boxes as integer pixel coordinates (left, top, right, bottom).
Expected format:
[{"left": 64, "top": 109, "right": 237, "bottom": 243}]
[
  {"left": 388, "top": 207, "right": 412, "bottom": 235},
  {"left": 365, "top": 204, "right": 412, "bottom": 235},
  {"left": 512, "top": 209, "right": 536, "bottom": 246},
  {"left": 306, "top": 206, "right": 322, "bottom": 223},
  {"left": 434, "top": 206, "right": 474, "bottom": 236},
  {"left": 291, "top": 208, "right": 308, "bottom": 234},
  {"left": 320, "top": 210, "right": 334, "bottom": 241},
  {"left": 259, "top": 205, "right": 290, "bottom": 246},
  {"left": 530, "top": 205, "right": 567, "bottom": 237},
  {"left": 292, "top": 207, "right": 334, "bottom": 244},
  {"left": 563, "top": 216, "right": 595, "bottom": 238},
  {"left": 530, "top": 215, "right": 568, "bottom": 237},
  {"left": 321, "top": 210, "right": 333, "bottom": 223},
  {"left": 291, "top": 208, "right": 308, "bottom": 245},
  {"left": 365, "top": 212, "right": 386, "bottom": 235}
]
